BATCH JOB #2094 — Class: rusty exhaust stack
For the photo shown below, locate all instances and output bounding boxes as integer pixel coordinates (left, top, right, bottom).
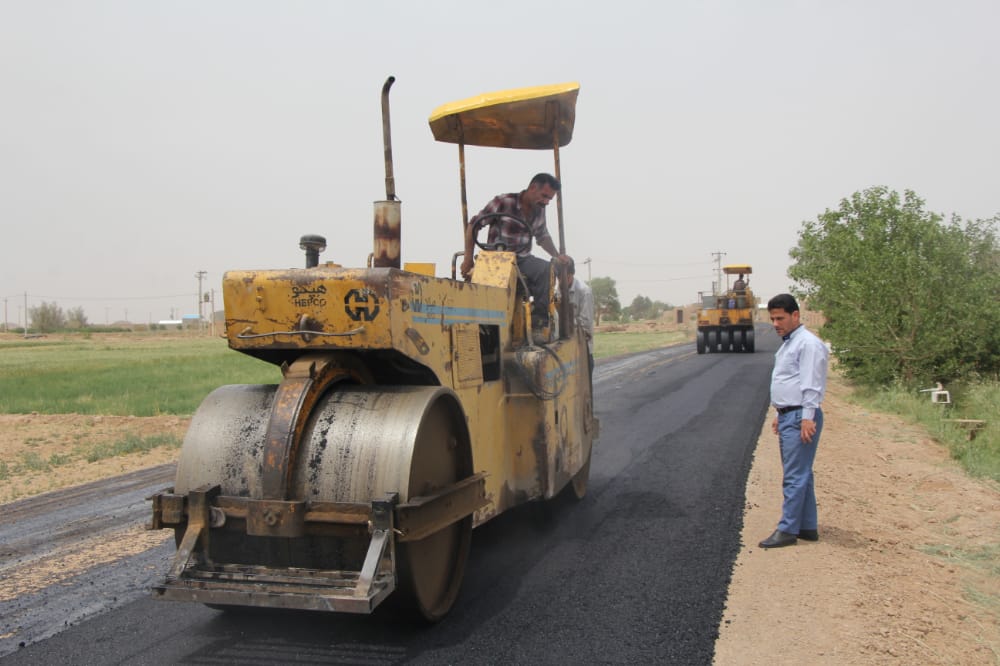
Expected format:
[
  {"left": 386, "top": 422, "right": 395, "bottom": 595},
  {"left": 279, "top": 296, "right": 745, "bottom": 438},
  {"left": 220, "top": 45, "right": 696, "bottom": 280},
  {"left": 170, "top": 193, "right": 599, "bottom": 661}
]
[{"left": 373, "top": 76, "right": 400, "bottom": 269}]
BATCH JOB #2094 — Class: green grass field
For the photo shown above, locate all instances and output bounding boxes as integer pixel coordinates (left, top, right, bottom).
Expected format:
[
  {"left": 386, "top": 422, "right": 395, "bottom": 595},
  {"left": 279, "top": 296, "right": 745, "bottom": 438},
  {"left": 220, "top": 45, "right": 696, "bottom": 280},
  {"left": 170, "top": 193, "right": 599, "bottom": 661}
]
[
  {"left": 593, "top": 330, "right": 690, "bottom": 359},
  {"left": 0, "top": 336, "right": 280, "bottom": 415},
  {"left": 0, "top": 329, "right": 689, "bottom": 417},
  {"left": 1, "top": 330, "right": 995, "bottom": 482}
]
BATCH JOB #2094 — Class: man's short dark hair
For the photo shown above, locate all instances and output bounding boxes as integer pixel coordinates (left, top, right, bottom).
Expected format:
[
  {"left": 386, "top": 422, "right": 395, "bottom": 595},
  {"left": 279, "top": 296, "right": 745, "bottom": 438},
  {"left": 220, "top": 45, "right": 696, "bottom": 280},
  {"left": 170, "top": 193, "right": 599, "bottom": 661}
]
[
  {"left": 530, "top": 173, "right": 561, "bottom": 191},
  {"left": 566, "top": 257, "right": 576, "bottom": 274},
  {"left": 767, "top": 293, "right": 799, "bottom": 313}
]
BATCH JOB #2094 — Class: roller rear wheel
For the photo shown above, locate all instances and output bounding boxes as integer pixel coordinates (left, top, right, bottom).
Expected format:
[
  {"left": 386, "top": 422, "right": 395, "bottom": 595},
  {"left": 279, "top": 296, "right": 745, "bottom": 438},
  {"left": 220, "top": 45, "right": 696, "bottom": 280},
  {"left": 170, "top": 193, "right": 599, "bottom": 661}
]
[
  {"left": 300, "top": 386, "right": 473, "bottom": 622},
  {"left": 391, "top": 396, "right": 473, "bottom": 621}
]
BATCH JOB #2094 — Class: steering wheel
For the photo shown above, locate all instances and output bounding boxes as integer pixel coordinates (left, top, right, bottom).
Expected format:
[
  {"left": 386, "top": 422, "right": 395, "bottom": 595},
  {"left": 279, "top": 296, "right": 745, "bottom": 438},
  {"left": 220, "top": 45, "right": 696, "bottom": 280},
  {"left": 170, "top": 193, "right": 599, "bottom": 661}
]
[{"left": 470, "top": 212, "right": 532, "bottom": 252}]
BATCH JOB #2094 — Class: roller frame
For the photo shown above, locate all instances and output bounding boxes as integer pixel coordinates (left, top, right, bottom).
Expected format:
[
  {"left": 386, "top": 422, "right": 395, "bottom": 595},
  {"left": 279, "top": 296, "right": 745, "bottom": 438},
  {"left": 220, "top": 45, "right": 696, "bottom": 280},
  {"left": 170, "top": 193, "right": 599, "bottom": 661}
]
[{"left": 149, "top": 473, "right": 487, "bottom": 612}]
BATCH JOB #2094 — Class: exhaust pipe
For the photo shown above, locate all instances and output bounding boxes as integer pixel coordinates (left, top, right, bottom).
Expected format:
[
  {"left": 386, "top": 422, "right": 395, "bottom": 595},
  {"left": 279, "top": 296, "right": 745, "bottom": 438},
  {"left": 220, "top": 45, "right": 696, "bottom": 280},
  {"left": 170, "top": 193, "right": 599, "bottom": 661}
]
[
  {"left": 373, "top": 76, "right": 401, "bottom": 269},
  {"left": 299, "top": 235, "right": 327, "bottom": 268}
]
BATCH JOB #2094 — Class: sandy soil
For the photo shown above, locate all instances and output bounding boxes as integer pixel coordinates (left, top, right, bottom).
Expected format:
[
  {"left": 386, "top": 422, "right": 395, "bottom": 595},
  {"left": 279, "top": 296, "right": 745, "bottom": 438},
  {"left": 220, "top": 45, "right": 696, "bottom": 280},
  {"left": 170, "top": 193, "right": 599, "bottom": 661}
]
[
  {"left": 715, "top": 374, "right": 1000, "bottom": 665},
  {"left": 0, "top": 414, "right": 188, "bottom": 504},
  {"left": 1, "top": 368, "right": 998, "bottom": 663}
]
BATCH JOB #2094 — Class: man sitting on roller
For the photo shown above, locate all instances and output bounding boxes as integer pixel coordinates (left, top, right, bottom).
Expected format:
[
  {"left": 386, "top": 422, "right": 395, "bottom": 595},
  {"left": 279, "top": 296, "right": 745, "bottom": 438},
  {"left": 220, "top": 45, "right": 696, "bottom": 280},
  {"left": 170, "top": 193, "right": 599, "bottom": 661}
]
[{"left": 461, "top": 172, "right": 572, "bottom": 330}]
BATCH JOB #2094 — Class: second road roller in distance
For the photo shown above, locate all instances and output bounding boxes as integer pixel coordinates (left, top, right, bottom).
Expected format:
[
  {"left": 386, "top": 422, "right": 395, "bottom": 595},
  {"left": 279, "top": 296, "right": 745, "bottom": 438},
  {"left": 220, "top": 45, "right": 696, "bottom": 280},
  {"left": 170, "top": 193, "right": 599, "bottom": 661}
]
[
  {"left": 696, "top": 264, "right": 758, "bottom": 353},
  {"left": 148, "top": 78, "right": 598, "bottom": 621}
]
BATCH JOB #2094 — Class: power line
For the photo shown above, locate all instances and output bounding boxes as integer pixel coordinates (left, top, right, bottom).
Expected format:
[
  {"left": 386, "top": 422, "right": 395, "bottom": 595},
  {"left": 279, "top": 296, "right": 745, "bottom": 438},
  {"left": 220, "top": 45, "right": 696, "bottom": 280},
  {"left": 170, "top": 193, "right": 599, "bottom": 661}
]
[
  {"left": 614, "top": 274, "right": 712, "bottom": 283},
  {"left": 1, "top": 292, "right": 193, "bottom": 302},
  {"left": 591, "top": 259, "right": 712, "bottom": 268}
]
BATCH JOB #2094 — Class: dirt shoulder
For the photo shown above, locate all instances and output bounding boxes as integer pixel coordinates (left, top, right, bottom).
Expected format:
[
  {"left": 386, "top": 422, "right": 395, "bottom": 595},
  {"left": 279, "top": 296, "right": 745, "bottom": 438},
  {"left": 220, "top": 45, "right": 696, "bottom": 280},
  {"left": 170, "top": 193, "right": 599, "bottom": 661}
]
[
  {"left": 715, "top": 372, "right": 1000, "bottom": 665},
  {"left": 0, "top": 414, "right": 187, "bottom": 504}
]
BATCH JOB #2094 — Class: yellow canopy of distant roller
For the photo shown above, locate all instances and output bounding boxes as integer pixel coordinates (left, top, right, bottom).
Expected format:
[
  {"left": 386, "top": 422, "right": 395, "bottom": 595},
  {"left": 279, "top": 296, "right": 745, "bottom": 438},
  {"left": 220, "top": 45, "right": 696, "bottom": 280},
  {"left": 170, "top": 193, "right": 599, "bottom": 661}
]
[
  {"left": 429, "top": 82, "right": 579, "bottom": 150},
  {"left": 723, "top": 265, "right": 753, "bottom": 275}
]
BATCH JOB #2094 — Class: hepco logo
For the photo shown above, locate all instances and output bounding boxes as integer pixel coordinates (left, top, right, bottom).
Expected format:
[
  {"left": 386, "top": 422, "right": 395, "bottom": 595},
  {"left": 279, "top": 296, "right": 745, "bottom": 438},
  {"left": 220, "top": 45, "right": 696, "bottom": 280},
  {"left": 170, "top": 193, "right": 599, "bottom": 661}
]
[{"left": 344, "top": 288, "right": 381, "bottom": 322}]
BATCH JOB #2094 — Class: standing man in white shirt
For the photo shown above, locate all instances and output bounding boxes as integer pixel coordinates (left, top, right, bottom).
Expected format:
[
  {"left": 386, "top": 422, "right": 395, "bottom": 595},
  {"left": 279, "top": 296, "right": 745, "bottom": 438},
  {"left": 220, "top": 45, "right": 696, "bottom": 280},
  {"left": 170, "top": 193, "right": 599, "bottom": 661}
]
[{"left": 759, "top": 293, "right": 829, "bottom": 549}]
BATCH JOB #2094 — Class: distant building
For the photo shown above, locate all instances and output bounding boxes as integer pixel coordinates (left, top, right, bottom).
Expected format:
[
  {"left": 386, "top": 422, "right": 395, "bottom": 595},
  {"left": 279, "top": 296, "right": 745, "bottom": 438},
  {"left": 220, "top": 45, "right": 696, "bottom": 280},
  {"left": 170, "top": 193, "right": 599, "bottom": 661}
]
[{"left": 181, "top": 314, "right": 206, "bottom": 329}]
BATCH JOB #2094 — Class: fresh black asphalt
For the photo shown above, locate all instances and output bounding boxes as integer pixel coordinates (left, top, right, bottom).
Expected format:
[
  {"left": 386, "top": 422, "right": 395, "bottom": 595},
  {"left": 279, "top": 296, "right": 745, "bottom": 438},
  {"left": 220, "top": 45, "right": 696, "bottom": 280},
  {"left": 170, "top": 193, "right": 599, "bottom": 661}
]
[{"left": 2, "top": 327, "right": 779, "bottom": 665}]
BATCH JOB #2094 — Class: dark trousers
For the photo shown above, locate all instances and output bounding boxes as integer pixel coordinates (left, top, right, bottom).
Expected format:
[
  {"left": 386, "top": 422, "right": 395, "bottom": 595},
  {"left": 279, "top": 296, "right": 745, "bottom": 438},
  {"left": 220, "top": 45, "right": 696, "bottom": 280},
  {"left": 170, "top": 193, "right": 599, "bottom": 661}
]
[{"left": 516, "top": 254, "right": 552, "bottom": 327}]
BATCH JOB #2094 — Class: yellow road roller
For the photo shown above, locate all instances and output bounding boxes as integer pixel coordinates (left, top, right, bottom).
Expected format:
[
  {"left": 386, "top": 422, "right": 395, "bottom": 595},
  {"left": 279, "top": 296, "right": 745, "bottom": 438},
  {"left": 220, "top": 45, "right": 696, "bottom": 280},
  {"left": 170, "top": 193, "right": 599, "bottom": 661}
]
[
  {"left": 148, "top": 78, "right": 597, "bottom": 621},
  {"left": 696, "top": 263, "right": 757, "bottom": 353}
]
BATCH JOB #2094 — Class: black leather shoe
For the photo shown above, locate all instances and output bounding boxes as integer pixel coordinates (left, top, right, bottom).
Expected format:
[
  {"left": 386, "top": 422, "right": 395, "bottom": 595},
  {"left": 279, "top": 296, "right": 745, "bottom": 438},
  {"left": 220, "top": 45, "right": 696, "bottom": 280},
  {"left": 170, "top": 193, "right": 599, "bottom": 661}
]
[
  {"left": 758, "top": 530, "right": 797, "bottom": 548},
  {"left": 797, "top": 529, "right": 819, "bottom": 541}
]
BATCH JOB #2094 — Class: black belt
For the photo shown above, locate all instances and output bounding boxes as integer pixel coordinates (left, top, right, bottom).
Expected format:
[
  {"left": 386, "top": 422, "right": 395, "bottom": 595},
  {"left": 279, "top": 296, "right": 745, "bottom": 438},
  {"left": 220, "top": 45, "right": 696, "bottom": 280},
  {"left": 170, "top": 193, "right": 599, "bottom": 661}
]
[{"left": 776, "top": 405, "right": 802, "bottom": 414}]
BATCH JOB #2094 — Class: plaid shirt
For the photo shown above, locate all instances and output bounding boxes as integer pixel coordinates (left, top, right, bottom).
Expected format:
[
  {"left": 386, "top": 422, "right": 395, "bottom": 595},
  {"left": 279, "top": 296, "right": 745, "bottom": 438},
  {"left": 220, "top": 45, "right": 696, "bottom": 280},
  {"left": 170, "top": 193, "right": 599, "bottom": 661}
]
[{"left": 470, "top": 191, "right": 552, "bottom": 257}]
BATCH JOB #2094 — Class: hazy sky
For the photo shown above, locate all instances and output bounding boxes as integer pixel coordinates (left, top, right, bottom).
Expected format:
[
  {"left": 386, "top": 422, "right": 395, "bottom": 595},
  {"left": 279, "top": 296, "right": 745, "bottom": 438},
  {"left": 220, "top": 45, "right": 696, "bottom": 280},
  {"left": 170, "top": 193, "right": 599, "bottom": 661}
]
[{"left": 2, "top": 1, "right": 997, "bottom": 326}]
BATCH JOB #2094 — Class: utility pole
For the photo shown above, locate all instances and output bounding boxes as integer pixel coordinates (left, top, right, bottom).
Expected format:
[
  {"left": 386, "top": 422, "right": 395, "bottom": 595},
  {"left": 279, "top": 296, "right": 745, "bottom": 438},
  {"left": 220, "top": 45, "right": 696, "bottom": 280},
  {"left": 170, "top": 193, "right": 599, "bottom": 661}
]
[
  {"left": 210, "top": 288, "right": 216, "bottom": 336},
  {"left": 3, "top": 297, "right": 7, "bottom": 333},
  {"left": 23, "top": 292, "right": 28, "bottom": 338},
  {"left": 583, "top": 257, "right": 592, "bottom": 282},
  {"left": 195, "top": 270, "right": 207, "bottom": 332},
  {"left": 711, "top": 251, "right": 726, "bottom": 295}
]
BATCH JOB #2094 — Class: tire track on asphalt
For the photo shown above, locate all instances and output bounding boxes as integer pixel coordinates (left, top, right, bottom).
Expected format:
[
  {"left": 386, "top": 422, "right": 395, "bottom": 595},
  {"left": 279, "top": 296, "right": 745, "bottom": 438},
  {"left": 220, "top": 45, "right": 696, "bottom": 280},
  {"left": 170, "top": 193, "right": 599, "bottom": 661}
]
[{"left": 0, "top": 463, "right": 176, "bottom": 658}]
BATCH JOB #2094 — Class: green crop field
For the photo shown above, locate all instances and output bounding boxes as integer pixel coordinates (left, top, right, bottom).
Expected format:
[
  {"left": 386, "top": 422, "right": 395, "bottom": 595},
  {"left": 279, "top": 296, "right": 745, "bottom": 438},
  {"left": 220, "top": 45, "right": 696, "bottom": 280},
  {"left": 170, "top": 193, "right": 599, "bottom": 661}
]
[
  {"left": 0, "top": 328, "right": 691, "bottom": 417},
  {"left": 593, "top": 330, "right": 690, "bottom": 359},
  {"left": 1, "top": 329, "right": 994, "bottom": 482},
  {"left": 0, "top": 336, "right": 280, "bottom": 416}
]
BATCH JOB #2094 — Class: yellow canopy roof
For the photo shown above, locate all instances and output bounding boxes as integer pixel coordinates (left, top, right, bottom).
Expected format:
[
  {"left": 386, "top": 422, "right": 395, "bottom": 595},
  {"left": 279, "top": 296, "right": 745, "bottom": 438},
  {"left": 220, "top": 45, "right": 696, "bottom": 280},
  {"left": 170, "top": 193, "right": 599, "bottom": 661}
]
[
  {"left": 429, "top": 82, "right": 579, "bottom": 149},
  {"left": 723, "top": 264, "right": 753, "bottom": 275}
]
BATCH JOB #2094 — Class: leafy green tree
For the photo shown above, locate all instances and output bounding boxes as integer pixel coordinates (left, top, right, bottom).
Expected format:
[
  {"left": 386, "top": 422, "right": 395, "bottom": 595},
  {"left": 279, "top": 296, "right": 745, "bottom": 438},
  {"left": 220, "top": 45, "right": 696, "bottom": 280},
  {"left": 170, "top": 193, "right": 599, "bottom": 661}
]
[
  {"left": 29, "top": 302, "right": 66, "bottom": 333},
  {"left": 66, "top": 306, "right": 89, "bottom": 329},
  {"left": 626, "top": 295, "right": 653, "bottom": 321},
  {"left": 624, "top": 297, "right": 674, "bottom": 321},
  {"left": 789, "top": 186, "right": 1000, "bottom": 385},
  {"left": 589, "top": 277, "right": 620, "bottom": 326}
]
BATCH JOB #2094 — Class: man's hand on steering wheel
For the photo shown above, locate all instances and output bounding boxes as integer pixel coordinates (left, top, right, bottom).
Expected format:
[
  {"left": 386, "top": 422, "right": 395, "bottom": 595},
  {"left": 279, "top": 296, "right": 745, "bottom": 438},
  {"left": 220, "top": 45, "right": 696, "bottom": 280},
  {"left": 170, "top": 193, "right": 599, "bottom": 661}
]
[{"left": 469, "top": 212, "right": 532, "bottom": 252}]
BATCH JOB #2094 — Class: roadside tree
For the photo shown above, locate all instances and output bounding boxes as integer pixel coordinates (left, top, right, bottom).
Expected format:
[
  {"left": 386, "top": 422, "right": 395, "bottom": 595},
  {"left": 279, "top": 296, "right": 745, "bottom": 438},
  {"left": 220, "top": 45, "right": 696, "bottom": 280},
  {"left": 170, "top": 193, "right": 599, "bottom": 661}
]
[
  {"left": 29, "top": 302, "right": 66, "bottom": 333},
  {"left": 589, "top": 277, "right": 620, "bottom": 326},
  {"left": 625, "top": 295, "right": 653, "bottom": 321},
  {"left": 789, "top": 186, "right": 999, "bottom": 385},
  {"left": 66, "top": 306, "right": 89, "bottom": 329},
  {"left": 624, "top": 296, "right": 673, "bottom": 321}
]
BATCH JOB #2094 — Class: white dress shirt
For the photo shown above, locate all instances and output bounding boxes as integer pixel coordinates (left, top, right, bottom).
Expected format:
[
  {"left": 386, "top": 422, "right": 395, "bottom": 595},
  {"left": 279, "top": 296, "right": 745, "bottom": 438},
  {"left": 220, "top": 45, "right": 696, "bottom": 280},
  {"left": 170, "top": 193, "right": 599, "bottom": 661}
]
[
  {"left": 568, "top": 277, "right": 594, "bottom": 353},
  {"left": 771, "top": 324, "right": 828, "bottom": 420}
]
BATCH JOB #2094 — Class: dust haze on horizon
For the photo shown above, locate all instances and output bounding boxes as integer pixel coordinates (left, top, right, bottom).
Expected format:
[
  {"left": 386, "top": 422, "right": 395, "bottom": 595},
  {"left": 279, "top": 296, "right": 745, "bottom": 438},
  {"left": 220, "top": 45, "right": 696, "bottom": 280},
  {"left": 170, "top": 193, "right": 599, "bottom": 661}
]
[{"left": 2, "top": 1, "right": 997, "bottom": 326}]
